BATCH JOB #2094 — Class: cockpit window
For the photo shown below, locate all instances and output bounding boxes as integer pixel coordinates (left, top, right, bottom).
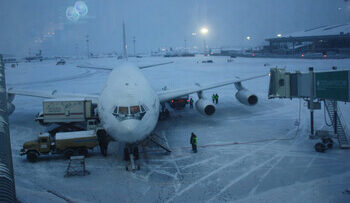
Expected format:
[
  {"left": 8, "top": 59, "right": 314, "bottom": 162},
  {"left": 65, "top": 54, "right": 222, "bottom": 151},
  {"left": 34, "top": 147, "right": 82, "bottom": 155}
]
[
  {"left": 141, "top": 105, "right": 145, "bottom": 112},
  {"left": 118, "top": 107, "right": 129, "bottom": 115},
  {"left": 130, "top": 106, "right": 140, "bottom": 114},
  {"left": 113, "top": 104, "right": 148, "bottom": 120}
]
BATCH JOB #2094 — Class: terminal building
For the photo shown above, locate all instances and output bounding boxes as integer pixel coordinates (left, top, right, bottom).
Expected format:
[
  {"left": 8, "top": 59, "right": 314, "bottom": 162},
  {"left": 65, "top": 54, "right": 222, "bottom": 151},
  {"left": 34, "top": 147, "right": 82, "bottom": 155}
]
[{"left": 261, "top": 24, "right": 350, "bottom": 58}]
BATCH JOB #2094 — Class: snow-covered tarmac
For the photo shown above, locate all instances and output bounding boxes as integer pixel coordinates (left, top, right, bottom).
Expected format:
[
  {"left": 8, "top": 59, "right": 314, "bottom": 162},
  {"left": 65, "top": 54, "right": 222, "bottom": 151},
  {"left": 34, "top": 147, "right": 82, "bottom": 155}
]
[{"left": 6, "top": 56, "right": 350, "bottom": 202}]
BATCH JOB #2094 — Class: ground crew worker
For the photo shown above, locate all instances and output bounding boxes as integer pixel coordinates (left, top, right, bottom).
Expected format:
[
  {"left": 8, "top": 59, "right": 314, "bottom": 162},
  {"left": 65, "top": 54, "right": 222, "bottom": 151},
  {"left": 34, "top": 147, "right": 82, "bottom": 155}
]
[
  {"left": 190, "top": 132, "right": 198, "bottom": 153},
  {"left": 215, "top": 93, "right": 219, "bottom": 104},
  {"left": 212, "top": 94, "right": 215, "bottom": 103},
  {"left": 189, "top": 98, "right": 194, "bottom": 109}
]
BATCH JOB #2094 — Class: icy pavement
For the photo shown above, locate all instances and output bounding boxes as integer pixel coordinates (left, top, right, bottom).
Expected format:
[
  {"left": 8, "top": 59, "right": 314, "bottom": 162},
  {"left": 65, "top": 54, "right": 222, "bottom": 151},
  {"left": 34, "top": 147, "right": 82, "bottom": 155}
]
[{"left": 5, "top": 56, "right": 350, "bottom": 202}]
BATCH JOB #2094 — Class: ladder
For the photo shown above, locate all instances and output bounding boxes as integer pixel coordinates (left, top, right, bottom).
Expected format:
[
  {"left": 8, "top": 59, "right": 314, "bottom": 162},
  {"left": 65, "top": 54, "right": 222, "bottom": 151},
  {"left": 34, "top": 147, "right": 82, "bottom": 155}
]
[
  {"left": 65, "top": 156, "right": 90, "bottom": 177},
  {"left": 324, "top": 100, "right": 350, "bottom": 149}
]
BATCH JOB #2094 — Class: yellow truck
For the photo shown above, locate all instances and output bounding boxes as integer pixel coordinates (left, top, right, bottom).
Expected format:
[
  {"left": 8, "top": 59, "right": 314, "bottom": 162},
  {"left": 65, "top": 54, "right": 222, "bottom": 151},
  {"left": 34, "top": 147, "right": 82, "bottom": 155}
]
[{"left": 20, "top": 130, "right": 99, "bottom": 162}]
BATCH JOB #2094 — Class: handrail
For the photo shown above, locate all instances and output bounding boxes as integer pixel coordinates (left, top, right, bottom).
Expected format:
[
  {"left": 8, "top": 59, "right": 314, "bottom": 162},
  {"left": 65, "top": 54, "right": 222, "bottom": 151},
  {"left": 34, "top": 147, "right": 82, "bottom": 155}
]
[{"left": 337, "top": 105, "right": 350, "bottom": 138}]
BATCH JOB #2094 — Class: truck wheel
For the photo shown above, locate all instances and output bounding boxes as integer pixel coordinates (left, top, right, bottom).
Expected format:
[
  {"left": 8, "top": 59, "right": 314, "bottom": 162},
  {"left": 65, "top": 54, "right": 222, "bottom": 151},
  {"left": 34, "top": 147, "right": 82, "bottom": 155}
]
[
  {"left": 78, "top": 148, "right": 88, "bottom": 156},
  {"left": 323, "top": 138, "right": 333, "bottom": 149},
  {"left": 27, "top": 151, "right": 38, "bottom": 162},
  {"left": 64, "top": 149, "right": 74, "bottom": 159}
]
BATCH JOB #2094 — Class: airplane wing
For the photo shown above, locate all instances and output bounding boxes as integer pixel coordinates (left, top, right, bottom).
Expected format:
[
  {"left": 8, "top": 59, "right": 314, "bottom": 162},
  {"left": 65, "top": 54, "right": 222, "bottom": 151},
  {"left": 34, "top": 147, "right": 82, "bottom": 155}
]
[
  {"left": 157, "top": 74, "right": 267, "bottom": 103},
  {"left": 77, "top": 61, "right": 173, "bottom": 71},
  {"left": 76, "top": 65, "right": 113, "bottom": 70},
  {"left": 138, "top": 61, "right": 174, "bottom": 69},
  {"left": 7, "top": 88, "right": 99, "bottom": 103}
]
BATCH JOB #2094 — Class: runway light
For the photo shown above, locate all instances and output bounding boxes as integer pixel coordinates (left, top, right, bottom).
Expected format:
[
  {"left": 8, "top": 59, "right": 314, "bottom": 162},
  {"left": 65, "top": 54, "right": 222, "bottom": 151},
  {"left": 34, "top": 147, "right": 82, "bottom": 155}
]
[
  {"left": 171, "top": 100, "right": 174, "bottom": 103},
  {"left": 252, "top": 53, "right": 255, "bottom": 57},
  {"left": 301, "top": 54, "right": 304, "bottom": 58},
  {"left": 246, "top": 36, "right": 251, "bottom": 40},
  {"left": 200, "top": 27, "right": 209, "bottom": 35},
  {"left": 323, "top": 54, "right": 327, "bottom": 58},
  {"left": 277, "top": 34, "right": 282, "bottom": 38}
]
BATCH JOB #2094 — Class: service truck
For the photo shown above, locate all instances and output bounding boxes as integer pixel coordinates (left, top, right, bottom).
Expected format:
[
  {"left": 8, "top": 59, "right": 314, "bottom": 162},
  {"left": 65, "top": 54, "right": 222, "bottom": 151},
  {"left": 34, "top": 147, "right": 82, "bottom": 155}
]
[
  {"left": 36, "top": 98, "right": 97, "bottom": 124},
  {"left": 20, "top": 130, "right": 99, "bottom": 162},
  {"left": 168, "top": 95, "right": 189, "bottom": 109}
]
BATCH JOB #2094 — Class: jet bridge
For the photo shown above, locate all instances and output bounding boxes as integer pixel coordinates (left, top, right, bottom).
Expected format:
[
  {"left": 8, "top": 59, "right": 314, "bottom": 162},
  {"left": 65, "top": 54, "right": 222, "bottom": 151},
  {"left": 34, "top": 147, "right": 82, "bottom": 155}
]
[
  {"left": 268, "top": 67, "right": 350, "bottom": 152},
  {"left": 269, "top": 67, "right": 350, "bottom": 101}
]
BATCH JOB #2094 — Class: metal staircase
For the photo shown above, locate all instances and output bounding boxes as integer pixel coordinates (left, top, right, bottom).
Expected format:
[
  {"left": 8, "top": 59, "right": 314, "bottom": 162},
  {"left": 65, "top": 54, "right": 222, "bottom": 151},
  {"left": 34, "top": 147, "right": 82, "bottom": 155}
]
[
  {"left": 324, "top": 100, "right": 350, "bottom": 148},
  {"left": 149, "top": 133, "right": 172, "bottom": 153}
]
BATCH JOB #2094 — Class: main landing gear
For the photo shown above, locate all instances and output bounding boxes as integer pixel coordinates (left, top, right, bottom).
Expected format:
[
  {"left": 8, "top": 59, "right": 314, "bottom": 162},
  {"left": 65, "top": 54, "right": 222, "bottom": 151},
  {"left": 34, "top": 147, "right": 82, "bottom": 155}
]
[{"left": 124, "top": 144, "right": 140, "bottom": 171}]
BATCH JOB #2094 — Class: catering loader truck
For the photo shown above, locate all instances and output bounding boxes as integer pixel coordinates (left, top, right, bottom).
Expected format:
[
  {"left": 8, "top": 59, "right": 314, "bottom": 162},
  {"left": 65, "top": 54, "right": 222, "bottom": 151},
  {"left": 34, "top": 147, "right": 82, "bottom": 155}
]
[
  {"left": 20, "top": 130, "right": 99, "bottom": 162},
  {"left": 36, "top": 98, "right": 97, "bottom": 124}
]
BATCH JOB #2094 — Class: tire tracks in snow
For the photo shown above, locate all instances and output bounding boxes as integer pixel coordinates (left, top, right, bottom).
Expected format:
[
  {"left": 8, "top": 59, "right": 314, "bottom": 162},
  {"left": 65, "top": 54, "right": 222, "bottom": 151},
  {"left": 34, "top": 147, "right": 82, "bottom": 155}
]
[
  {"left": 8, "top": 69, "right": 99, "bottom": 86},
  {"left": 165, "top": 140, "right": 278, "bottom": 202}
]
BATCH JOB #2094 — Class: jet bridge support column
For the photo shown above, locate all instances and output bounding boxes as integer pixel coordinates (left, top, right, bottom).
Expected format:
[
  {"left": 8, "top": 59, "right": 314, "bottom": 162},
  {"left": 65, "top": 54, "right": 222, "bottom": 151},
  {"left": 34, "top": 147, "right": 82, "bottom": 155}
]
[
  {"left": 0, "top": 55, "right": 16, "bottom": 202},
  {"left": 309, "top": 67, "right": 315, "bottom": 138}
]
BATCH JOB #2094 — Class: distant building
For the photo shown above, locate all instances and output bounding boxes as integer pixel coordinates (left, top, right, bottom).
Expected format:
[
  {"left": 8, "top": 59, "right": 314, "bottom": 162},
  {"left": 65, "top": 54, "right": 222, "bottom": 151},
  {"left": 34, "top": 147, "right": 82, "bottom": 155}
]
[{"left": 262, "top": 24, "right": 350, "bottom": 58}]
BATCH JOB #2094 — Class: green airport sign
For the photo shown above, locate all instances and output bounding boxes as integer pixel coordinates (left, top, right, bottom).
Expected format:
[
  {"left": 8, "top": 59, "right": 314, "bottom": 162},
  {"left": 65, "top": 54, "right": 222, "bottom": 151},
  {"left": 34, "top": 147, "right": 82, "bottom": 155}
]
[{"left": 315, "top": 71, "right": 349, "bottom": 101}]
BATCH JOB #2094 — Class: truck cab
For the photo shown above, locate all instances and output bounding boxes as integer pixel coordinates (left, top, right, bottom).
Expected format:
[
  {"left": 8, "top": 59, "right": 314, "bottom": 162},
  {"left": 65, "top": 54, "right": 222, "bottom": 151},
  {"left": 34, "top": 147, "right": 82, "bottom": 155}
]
[
  {"left": 20, "top": 133, "right": 52, "bottom": 162},
  {"left": 38, "top": 133, "right": 51, "bottom": 153}
]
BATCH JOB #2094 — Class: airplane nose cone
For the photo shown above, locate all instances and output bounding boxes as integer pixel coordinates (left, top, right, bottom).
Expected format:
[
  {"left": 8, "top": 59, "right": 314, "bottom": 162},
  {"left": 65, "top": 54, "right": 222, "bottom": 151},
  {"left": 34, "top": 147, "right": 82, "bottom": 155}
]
[
  {"left": 123, "top": 119, "right": 138, "bottom": 133},
  {"left": 113, "top": 119, "right": 143, "bottom": 143}
]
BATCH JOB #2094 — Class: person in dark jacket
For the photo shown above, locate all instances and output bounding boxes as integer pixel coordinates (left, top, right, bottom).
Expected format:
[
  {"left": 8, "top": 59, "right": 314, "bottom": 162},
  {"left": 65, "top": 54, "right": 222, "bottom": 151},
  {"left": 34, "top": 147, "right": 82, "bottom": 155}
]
[
  {"left": 190, "top": 132, "right": 198, "bottom": 153},
  {"left": 215, "top": 93, "right": 219, "bottom": 104}
]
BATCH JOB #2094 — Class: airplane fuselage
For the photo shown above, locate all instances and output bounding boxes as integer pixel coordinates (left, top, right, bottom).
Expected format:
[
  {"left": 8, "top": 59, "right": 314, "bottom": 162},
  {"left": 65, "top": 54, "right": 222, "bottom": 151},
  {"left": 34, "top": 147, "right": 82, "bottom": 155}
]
[{"left": 97, "top": 63, "right": 160, "bottom": 143}]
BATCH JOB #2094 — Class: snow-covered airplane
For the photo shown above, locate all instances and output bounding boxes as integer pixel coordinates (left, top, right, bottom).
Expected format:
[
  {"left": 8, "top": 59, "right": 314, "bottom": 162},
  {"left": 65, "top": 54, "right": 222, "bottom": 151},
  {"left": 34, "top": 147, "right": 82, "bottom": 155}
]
[{"left": 7, "top": 23, "right": 266, "bottom": 169}]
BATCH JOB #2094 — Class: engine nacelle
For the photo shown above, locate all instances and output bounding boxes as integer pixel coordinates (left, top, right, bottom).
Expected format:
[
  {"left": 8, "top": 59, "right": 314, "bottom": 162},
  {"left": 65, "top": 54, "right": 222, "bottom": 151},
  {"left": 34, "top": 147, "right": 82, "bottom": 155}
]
[
  {"left": 7, "top": 93, "right": 15, "bottom": 103},
  {"left": 7, "top": 102, "right": 15, "bottom": 115},
  {"left": 235, "top": 89, "right": 258, "bottom": 106},
  {"left": 195, "top": 99, "right": 215, "bottom": 116}
]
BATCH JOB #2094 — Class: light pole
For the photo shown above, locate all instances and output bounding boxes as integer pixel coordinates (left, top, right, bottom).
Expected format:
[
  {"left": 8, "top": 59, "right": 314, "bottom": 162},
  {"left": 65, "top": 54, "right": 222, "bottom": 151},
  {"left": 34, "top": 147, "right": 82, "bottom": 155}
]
[
  {"left": 86, "top": 35, "right": 90, "bottom": 59},
  {"left": 133, "top": 36, "right": 136, "bottom": 57},
  {"left": 200, "top": 27, "right": 209, "bottom": 55}
]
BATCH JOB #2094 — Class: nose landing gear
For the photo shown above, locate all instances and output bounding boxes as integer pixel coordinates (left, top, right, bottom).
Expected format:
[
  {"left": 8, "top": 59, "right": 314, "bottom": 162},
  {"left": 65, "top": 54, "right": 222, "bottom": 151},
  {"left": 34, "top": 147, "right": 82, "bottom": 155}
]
[{"left": 124, "top": 144, "right": 140, "bottom": 171}]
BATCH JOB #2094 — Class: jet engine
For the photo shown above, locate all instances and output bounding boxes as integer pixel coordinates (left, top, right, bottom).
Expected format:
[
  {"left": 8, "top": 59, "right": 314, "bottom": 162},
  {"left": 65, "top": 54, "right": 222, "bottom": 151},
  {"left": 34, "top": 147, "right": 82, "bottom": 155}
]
[
  {"left": 195, "top": 99, "right": 215, "bottom": 116},
  {"left": 7, "top": 93, "right": 15, "bottom": 115},
  {"left": 7, "top": 102, "right": 15, "bottom": 115},
  {"left": 235, "top": 89, "right": 258, "bottom": 106}
]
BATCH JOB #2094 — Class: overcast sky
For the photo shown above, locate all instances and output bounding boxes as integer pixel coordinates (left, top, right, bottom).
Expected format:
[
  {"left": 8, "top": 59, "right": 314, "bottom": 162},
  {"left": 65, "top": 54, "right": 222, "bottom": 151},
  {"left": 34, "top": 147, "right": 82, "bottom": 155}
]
[{"left": 0, "top": 0, "right": 349, "bottom": 56}]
